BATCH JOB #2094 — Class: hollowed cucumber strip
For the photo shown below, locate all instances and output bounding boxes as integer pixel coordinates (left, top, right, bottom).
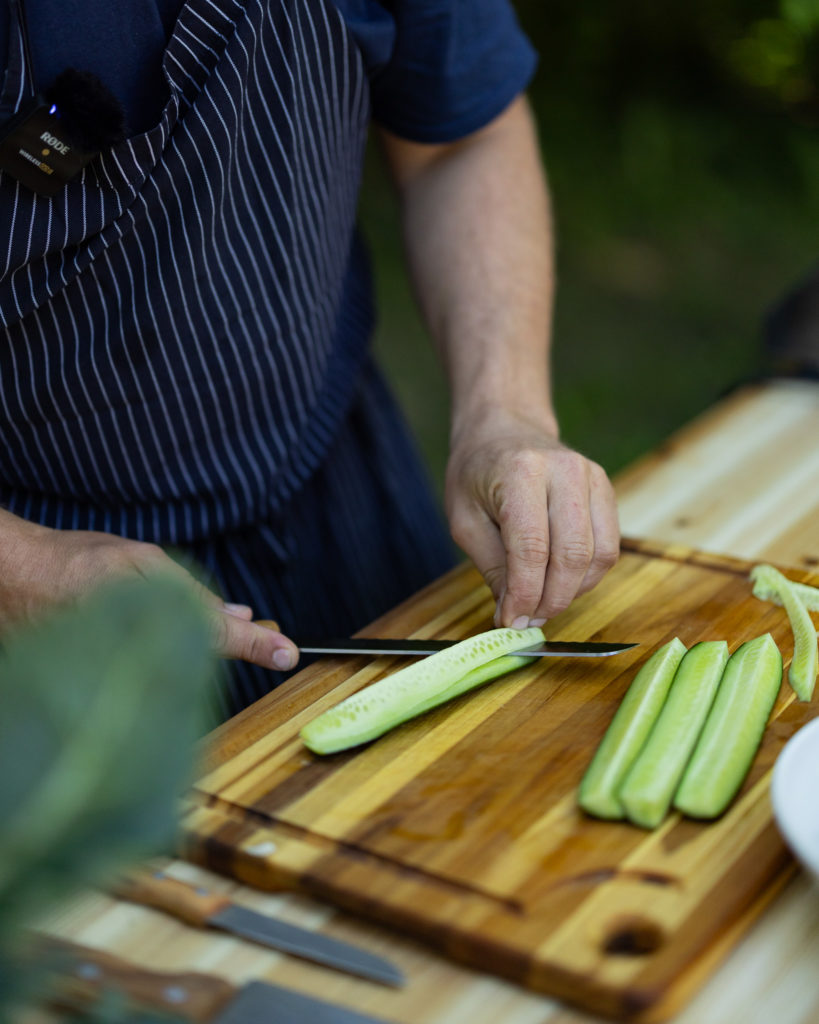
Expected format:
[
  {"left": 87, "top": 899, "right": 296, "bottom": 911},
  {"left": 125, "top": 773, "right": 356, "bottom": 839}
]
[
  {"left": 579, "top": 637, "right": 687, "bottom": 820},
  {"left": 618, "top": 641, "right": 729, "bottom": 829},
  {"left": 398, "top": 653, "right": 532, "bottom": 719},
  {"left": 750, "top": 564, "right": 818, "bottom": 701},
  {"left": 674, "top": 633, "right": 782, "bottom": 819},
  {"left": 751, "top": 569, "right": 819, "bottom": 613},
  {"left": 300, "top": 626, "right": 544, "bottom": 755}
]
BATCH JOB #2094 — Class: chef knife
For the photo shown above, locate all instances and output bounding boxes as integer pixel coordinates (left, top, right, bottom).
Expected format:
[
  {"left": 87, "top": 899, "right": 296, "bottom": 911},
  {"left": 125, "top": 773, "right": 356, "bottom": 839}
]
[
  {"left": 111, "top": 870, "right": 404, "bottom": 988},
  {"left": 256, "top": 623, "right": 637, "bottom": 658},
  {"left": 43, "top": 938, "right": 396, "bottom": 1024},
  {"left": 295, "top": 638, "right": 638, "bottom": 657}
]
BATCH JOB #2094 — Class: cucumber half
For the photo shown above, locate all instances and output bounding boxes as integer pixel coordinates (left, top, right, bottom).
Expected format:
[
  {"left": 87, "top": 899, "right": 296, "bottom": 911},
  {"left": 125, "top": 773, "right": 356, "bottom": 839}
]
[
  {"left": 618, "top": 641, "right": 729, "bottom": 828},
  {"left": 300, "top": 626, "right": 544, "bottom": 755},
  {"left": 674, "top": 633, "right": 782, "bottom": 819},
  {"left": 750, "top": 564, "right": 818, "bottom": 701},
  {"left": 579, "top": 637, "right": 687, "bottom": 820}
]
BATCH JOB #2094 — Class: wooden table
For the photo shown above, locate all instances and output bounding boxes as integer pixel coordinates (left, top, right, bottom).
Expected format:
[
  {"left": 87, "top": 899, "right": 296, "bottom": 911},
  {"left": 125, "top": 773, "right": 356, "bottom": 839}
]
[{"left": 32, "top": 378, "right": 819, "bottom": 1024}]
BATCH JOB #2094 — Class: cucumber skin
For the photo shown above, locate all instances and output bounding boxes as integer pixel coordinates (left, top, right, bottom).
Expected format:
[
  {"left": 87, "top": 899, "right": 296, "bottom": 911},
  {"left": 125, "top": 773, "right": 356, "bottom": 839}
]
[
  {"left": 618, "top": 641, "right": 729, "bottom": 829},
  {"left": 301, "top": 626, "right": 544, "bottom": 755},
  {"left": 579, "top": 637, "right": 687, "bottom": 820},
  {"left": 778, "top": 584, "right": 817, "bottom": 701},
  {"left": 674, "top": 634, "right": 782, "bottom": 819}
]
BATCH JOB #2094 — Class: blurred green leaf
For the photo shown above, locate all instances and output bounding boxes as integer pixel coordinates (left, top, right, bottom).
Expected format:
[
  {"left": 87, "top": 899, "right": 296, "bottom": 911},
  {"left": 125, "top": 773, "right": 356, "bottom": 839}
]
[
  {"left": 781, "top": 0, "right": 819, "bottom": 34},
  {"left": 0, "top": 575, "right": 216, "bottom": 1015}
]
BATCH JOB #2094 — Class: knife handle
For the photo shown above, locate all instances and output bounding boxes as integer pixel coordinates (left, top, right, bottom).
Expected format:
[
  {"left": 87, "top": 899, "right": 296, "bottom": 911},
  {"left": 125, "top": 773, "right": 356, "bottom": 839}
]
[
  {"left": 111, "top": 869, "right": 234, "bottom": 928},
  {"left": 39, "top": 937, "right": 236, "bottom": 1022},
  {"left": 256, "top": 619, "right": 280, "bottom": 632}
]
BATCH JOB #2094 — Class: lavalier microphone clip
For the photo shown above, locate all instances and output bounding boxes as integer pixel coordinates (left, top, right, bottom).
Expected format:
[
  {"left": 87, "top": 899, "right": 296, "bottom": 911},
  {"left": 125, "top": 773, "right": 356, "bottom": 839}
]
[{"left": 0, "top": 0, "right": 126, "bottom": 196}]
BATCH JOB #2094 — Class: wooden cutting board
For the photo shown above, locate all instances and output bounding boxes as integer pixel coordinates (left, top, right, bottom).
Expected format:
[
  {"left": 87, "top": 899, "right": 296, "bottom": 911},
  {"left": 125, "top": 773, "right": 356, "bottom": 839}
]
[{"left": 181, "top": 539, "right": 819, "bottom": 1022}]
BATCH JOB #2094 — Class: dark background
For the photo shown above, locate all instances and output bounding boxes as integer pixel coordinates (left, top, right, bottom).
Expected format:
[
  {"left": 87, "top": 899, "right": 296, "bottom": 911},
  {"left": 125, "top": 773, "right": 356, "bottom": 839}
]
[{"left": 358, "top": 0, "right": 819, "bottom": 494}]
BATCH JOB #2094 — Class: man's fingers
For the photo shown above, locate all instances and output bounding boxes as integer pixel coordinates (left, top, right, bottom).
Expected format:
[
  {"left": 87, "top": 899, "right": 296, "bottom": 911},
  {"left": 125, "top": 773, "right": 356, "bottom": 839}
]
[
  {"left": 577, "top": 464, "right": 620, "bottom": 596},
  {"left": 528, "top": 456, "right": 595, "bottom": 620},
  {"left": 535, "top": 460, "right": 618, "bottom": 619},
  {"left": 493, "top": 459, "right": 551, "bottom": 627},
  {"left": 140, "top": 552, "right": 294, "bottom": 669},
  {"left": 223, "top": 602, "right": 254, "bottom": 619},
  {"left": 449, "top": 505, "right": 508, "bottom": 613},
  {"left": 211, "top": 611, "right": 300, "bottom": 671}
]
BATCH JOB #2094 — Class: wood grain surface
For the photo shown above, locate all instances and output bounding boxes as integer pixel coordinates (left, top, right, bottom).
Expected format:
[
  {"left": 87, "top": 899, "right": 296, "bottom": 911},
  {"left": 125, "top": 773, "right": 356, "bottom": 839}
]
[
  {"left": 615, "top": 380, "right": 819, "bottom": 571},
  {"left": 182, "top": 538, "right": 819, "bottom": 1022}
]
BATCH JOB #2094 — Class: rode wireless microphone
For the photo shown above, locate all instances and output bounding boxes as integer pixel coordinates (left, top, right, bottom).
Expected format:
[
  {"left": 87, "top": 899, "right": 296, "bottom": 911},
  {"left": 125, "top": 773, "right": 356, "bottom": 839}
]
[{"left": 0, "top": 0, "right": 126, "bottom": 196}]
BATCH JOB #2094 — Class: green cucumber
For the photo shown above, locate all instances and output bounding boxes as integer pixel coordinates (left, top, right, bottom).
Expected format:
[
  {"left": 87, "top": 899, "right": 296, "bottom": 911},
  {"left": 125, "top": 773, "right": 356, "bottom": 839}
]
[
  {"left": 618, "top": 641, "right": 729, "bottom": 828},
  {"left": 300, "top": 626, "right": 544, "bottom": 755},
  {"left": 579, "top": 637, "right": 687, "bottom": 820},
  {"left": 674, "top": 634, "right": 782, "bottom": 819},
  {"left": 750, "top": 564, "right": 818, "bottom": 701}
]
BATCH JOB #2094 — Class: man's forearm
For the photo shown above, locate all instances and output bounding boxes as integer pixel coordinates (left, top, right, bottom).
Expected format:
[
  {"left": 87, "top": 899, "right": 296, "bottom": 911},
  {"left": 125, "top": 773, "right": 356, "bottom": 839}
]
[
  {"left": 380, "top": 97, "right": 619, "bottom": 627},
  {"left": 380, "top": 95, "right": 556, "bottom": 441}
]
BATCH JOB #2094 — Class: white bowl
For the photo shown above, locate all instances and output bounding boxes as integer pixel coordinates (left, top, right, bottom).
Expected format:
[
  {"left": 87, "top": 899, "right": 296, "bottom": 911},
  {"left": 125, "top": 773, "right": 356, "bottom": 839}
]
[{"left": 771, "top": 716, "right": 819, "bottom": 881}]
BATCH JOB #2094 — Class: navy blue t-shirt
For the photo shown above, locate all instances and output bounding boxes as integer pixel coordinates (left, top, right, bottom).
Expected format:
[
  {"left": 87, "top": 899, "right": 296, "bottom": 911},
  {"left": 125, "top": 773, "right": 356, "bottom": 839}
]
[{"left": 0, "top": 0, "right": 537, "bottom": 139}]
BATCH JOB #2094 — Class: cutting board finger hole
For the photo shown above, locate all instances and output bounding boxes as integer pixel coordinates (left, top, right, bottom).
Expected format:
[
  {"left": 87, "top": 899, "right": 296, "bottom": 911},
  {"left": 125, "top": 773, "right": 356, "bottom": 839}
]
[{"left": 601, "top": 916, "right": 665, "bottom": 956}]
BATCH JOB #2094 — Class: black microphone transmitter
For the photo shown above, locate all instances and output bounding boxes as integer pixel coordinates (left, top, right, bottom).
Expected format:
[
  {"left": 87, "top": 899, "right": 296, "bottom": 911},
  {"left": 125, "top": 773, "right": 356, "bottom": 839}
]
[{"left": 0, "top": 97, "right": 99, "bottom": 196}]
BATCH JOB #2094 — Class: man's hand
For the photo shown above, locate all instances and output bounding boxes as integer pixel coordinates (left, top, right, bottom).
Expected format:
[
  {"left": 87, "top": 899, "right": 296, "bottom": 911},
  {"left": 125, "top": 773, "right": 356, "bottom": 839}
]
[
  {"left": 0, "top": 510, "right": 299, "bottom": 671},
  {"left": 445, "top": 411, "right": 620, "bottom": 628}
]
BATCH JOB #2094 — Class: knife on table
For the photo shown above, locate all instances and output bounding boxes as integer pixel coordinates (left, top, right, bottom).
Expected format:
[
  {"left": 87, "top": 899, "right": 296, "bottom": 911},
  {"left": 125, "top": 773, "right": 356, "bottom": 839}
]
[
  {"left": 256, "top": 622, "right": 638, "bottom": 658},
  {"left": 111, "top": 869, "right": 404, "bottom": 988},
  {"left": 42, "top": 938, "right": 396, "bottom": 1024}
]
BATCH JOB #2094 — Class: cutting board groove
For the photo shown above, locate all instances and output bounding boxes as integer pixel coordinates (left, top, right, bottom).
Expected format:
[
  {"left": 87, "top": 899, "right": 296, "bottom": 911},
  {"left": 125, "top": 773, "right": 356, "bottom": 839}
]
[{"left": 183, "top": 539, "right": 818, "bottom": 1021}]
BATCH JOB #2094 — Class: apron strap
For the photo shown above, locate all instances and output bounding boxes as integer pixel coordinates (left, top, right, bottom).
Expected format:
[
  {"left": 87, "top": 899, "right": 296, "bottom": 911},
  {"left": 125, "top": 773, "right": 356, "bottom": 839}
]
[{"left": 0, "top": 0, "right": 29, "bottom": 121}]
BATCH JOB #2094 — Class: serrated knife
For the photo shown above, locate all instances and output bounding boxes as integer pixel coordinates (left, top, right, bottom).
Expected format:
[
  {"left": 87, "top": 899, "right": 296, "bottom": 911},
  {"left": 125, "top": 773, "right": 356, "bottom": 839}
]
[{"left": 111, "top": 870, "right": 404, "bottom": 988}]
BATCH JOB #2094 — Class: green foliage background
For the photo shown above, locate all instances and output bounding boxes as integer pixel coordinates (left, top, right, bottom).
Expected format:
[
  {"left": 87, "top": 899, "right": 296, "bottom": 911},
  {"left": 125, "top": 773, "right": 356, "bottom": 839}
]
[
  {"left": 0, "top": 578, "right": 215, "bottom": 1018},
  {"left": 361, "top": 0, "right": 819, "bottom": 491}
]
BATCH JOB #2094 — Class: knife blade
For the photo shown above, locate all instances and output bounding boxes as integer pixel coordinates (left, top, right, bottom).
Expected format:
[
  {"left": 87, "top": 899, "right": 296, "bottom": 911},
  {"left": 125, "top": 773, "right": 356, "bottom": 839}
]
[
  {"left": 42, "top": 938, "right": 395, "bottom": 1024},
  {"left": 111, "top": 869, "right": 404, "bottom": 988},
  {"left": 291, "top": 638, "right": 638, "bottom": 658}
]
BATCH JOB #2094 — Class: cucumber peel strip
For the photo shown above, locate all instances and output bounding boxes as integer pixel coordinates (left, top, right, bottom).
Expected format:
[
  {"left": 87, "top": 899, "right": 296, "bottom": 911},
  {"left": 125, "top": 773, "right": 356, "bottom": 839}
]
[
  {"left": 579, "top": 637, "right": 687, "bottom": 820},
  {"left": 750, "top": 564, "right": 818, "bottom": 701},
  {"left": 618, "top": 641, "right": 729, "bottom": 829},
  {"left": 300, "top": 626, "right": 544, "bottom": 755},
  {"left": 674, "top": 633, "right": 782, "bottom": 819},
  {"left": 751, "top": 570, "right": 819, "bottom": 613}
]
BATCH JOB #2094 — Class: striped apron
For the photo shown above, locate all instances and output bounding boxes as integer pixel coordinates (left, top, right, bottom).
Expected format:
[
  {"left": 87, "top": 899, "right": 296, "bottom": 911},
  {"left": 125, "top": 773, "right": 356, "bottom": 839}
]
[{"left": 0, "top": 0, "right": 454, "bottom": 717}]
